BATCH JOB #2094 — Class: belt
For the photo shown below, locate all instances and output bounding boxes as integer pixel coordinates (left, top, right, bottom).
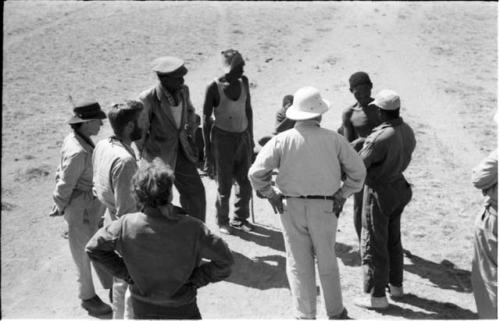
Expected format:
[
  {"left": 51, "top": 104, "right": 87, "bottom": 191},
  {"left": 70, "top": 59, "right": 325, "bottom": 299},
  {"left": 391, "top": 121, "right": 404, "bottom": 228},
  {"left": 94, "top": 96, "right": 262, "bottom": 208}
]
[{"left": 285, "top": 195, "right": 334, "bottom": 200}]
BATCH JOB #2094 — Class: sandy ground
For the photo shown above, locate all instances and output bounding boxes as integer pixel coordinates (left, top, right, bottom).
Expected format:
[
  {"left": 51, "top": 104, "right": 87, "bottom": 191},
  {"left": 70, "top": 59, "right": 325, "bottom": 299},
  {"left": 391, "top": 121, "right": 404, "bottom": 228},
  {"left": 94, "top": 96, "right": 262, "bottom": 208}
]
[{"left": 2, "top": 1, "right": 497, "bottom": 319}]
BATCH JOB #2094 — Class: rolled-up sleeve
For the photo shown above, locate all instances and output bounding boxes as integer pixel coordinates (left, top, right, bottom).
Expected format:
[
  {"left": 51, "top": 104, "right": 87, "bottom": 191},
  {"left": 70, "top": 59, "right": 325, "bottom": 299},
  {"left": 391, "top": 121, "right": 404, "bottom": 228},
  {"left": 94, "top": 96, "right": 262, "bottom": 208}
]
[
  {"left": 248, "top": 137, "right": 281, "bottom": 198},
  {"left": 53, "top": 152, "right": 85, "bottom": 211},
  {"left": 189, "top": 225, "right": 234, "bottom": 288},
  {"left": 472, "top": 150, "right": 498, "bottom": 191},
  {"left": 338, "top": 136, "right": 366, "bottom": 198},
  {"left": 112, "top": 158, "right": 138, "bottom": 217},
  {"left": 86, "top": 218, "right": 130, "bottom": 280}
]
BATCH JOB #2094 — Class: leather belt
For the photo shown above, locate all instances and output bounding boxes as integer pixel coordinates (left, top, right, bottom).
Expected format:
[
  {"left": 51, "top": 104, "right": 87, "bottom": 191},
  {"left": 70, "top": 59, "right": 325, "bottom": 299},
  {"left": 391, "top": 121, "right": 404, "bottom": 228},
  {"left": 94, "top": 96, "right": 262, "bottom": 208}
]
[{"left": 285, "top": 195, "right": 334, "bottom": 200}]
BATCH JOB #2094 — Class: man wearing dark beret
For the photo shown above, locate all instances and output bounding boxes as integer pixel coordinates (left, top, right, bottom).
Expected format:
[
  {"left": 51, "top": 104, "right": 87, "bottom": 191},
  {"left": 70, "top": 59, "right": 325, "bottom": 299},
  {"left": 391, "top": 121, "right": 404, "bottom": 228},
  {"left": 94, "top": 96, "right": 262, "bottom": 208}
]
[
  {"left": 340, "top": 71, "right": 381, "bottom": 241},
  {"left": 134, "top": 56, "right": 206, "bottom": 223}
]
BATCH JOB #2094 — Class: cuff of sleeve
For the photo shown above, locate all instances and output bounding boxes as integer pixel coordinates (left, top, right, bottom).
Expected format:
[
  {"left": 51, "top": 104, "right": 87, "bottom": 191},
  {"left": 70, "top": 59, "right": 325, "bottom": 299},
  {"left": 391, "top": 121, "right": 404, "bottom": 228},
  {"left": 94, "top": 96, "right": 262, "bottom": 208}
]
[{"left": 259, "top": 186, "right": 279, "bottom": 199}]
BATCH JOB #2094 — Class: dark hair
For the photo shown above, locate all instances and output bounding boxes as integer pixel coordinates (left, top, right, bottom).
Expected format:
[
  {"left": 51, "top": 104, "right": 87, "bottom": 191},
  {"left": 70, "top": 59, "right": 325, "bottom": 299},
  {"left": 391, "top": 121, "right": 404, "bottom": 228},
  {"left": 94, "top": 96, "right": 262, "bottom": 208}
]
[
  {"left": 282, "top": 95, "right": 294, "bottom": 108},
  {"left": 133, "top": 158, "right": 175, "bottom": 209},
  {"left": 379, "top": 108, "right": 400, "bottom": 119},
  {"left": 107, "top": 100, "right": 143, "bottom": 137}
]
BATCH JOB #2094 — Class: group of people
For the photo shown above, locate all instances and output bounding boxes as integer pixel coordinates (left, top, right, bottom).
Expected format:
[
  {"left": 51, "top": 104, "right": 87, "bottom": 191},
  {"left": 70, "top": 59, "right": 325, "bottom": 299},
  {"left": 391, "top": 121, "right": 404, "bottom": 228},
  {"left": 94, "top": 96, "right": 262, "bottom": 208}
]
[{"left": 51, "top": 49, "right": 496, "bottom": 319}]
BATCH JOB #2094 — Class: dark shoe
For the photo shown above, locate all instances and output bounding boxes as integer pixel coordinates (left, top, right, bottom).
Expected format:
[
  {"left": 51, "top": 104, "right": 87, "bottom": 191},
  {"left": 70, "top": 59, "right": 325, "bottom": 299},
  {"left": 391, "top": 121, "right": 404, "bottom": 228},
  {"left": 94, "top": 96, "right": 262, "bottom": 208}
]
[
  {"left": 81, "top": 295, "right": 112, "bottom": 316},
  {"left": 230, "top": 219, "right": 253, "bottom": 232},
  {"left": 329, "top": 308, "right": 348, "bottom": 319}
]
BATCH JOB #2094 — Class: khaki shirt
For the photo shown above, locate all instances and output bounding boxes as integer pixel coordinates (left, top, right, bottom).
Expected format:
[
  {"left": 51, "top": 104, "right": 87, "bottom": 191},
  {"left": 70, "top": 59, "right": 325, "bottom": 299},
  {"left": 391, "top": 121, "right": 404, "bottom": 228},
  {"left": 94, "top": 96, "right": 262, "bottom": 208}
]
[
  {"left": 360, "top": 118, "right": 416, "bottom": 186},
  {"left": 249, "top": 120, "right": 366, "bottom": 199},
  {"left": 53, "top": 132, "right": 94, "bottom": 211}
]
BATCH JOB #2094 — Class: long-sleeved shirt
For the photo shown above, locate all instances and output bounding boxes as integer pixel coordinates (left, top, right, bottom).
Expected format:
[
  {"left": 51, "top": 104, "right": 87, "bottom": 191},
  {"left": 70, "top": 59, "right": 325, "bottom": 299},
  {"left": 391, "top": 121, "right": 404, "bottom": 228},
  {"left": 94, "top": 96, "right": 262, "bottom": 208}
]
[
  {"left": 472, "top": 149, "right": 498, "bottom": 211},
  {"left": 53, "top": 132, "right": 95, "bottom": 211},
  {"left": 248, "top": 120, "right": 366, "bottom": 199},
  {"left": 92, "top": 137, "right": 138, "bottom": 220},
  {"left": 86, "top": 206, "right": 234, "bottom": 307},
  {"left": 359, "top": 118, "right": 416, "bottom": 187}
]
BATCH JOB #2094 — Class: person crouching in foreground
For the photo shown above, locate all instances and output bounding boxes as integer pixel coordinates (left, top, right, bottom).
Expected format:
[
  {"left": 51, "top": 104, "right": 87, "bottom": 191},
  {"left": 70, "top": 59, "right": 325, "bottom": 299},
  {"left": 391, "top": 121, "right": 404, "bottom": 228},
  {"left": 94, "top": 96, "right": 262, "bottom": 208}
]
[
  {"left": 86, "top": 158, "right": 234, "bottom": 319},
  {"left": 249, "top": 86, "right": 366, "bottom": 319}
]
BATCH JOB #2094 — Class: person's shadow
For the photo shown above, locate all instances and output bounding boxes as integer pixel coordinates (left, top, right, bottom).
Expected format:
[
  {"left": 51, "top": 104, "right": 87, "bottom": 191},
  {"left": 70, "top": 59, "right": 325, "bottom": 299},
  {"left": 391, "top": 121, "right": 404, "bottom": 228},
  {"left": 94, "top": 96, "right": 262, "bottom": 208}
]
[
  {"left": 231, "top": 223, "right": 285, "bottom": 252},
  {"left": 335, "top": 242, "right": 361, "bottom": 266},
  {"left": 378, "top": 293, "right": 476, "bottom": 319},
  {"left": 403, "top": 250, "right": 472, "bottom": 293},
  {"left": 226, "top": 251, "right": 289, "bottom": 290}
]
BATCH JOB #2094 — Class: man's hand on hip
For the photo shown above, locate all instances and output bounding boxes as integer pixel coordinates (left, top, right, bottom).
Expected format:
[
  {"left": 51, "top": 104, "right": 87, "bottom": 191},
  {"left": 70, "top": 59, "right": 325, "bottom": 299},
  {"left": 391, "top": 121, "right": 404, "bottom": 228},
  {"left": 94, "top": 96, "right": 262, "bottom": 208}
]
[{"left": 332, "top": 190, "right": 346, "bottom": 218}]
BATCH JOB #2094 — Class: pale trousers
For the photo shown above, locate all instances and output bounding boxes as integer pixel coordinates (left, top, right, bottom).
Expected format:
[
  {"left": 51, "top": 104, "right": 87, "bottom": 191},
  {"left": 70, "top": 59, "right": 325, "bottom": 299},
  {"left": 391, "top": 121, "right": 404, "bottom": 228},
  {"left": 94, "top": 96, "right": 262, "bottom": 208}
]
[
  {"left": 112, "top": 277, "right": 133, "bottom": 319},
  {"left": 64, "top": 192, "right": 112, "bottom": 300},
  {"left": 472, "top": 206, "right": 497, "bottom": 319},
  {"left": 279, "top": 198, "right": 344, "bottom": 319}
]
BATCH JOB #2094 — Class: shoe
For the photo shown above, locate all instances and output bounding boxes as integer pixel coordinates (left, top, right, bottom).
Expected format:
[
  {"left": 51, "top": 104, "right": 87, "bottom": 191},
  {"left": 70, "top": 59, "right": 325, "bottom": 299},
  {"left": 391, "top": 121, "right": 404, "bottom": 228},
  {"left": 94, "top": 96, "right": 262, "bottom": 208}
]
[
  {"left": 388, "top": 284, "right": 404, "bottom": 298},
  {"left": 81, "top": 295, "right": 112, "bottom": 315},
  {"left": 219, "top": 224, "right": 232, "bottom": 235},
  {"left": 329, "top": 307, "right": 349, "bottom": 319},
  {"left": 354, "top": 295, "right": 389, "bottom": 310},
  {"left": 230, "top": 219, "right": 254, "bottom": 232}
]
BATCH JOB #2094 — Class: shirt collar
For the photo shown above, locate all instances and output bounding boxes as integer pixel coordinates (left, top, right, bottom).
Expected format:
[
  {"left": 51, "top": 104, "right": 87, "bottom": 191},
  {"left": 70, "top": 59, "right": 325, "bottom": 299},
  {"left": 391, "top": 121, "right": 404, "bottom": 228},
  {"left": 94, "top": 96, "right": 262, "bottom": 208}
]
[
  {"left": 109, "top": 136, "right": 137, "bottom": 160},
  {"left": 294, "top": 119, "right": 321, "bottom": 128}
]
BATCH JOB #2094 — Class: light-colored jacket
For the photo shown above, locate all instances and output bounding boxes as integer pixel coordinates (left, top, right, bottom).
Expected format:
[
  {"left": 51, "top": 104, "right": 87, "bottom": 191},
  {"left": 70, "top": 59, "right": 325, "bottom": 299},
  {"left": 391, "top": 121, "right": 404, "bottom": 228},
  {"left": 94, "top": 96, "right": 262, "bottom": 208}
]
[
  {"left": 93, "top": 137, "right": 138, "bottom": 221},
  {"left": 53, "top": 132, "right": 95, "bottom": 212},
  {"left": 249, "top": 120, "right": 366, "bottom": 199}
]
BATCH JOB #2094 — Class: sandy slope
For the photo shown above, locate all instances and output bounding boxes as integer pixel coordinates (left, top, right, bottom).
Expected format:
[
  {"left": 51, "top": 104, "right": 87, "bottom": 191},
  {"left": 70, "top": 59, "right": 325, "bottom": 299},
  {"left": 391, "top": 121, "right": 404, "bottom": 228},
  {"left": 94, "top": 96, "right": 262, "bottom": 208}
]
[{"left": 2, "top": 2, "right": 497, "bottom": 319}]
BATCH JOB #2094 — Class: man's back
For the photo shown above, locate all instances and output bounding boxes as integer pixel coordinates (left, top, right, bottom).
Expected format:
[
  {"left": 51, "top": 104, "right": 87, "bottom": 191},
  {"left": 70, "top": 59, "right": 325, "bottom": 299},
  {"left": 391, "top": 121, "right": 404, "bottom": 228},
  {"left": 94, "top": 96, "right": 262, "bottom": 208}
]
[
  {"left": 258, "top": 121, "right": 365, "bottom": 197},
  {"left": 93, "top": 137, "right": 138, "bottom": 219}
]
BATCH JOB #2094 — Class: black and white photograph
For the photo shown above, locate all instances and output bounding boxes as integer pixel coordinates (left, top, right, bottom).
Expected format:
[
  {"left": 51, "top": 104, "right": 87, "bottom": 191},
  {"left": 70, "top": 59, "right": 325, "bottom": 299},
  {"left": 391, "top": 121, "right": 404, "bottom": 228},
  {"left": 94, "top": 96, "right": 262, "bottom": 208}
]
[{"left": 2, "top": 1, "right": 497, "bottom": 319}]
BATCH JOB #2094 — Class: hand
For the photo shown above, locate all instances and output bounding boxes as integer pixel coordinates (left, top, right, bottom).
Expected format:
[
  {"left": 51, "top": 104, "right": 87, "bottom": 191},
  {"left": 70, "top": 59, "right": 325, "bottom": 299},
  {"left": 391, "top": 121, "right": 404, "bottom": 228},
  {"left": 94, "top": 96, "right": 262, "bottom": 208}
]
[
  {"left": 48, "top": 204, "right": 64, "bottom": 217},
  {"left": 332, "top": 190, "right": 346, "bottom": 218},
  {"left": 268, "top": 193, "right": 284, "bottom": 214},
  {"left": 203, "top": 158, "right": 215, "bottom": 180}
]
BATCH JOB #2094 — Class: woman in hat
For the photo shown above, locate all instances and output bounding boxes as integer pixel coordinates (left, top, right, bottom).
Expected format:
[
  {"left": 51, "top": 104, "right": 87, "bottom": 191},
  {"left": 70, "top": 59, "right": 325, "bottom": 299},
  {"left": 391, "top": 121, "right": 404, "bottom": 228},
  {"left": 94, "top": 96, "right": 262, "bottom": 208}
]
[{"left": 52, "top": 101, "right": 113, "bottom": 316}]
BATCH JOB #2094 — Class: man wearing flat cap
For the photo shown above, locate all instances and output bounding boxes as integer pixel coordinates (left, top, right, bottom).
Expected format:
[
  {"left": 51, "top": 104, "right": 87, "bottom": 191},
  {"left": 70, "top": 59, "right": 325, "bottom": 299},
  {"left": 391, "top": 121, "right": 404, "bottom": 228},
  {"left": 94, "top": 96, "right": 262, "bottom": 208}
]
[
  {"left": 52, "top": 101, "right": 113, "bottom": 316},
  {"left": 354, "top": 90, "right": 416, "bottom": 310},
  {"left": 249, "top": 86, "right": 366, "bottom": 319},
  {"left": 202, "top": 49, "right": 255, "bottom": 234},
  {"left": 135, "top": 56, "right": 206, "bottom": 222},
  {"left": 341, "top": 71, "right": 381, "bottom": 241}
]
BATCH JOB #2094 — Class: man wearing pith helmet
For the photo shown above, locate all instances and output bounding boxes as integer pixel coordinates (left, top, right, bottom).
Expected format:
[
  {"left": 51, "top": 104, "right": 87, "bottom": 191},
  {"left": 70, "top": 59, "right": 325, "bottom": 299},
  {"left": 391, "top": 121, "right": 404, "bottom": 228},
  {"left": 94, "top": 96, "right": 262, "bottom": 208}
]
[
  {"left": 134, "top": 56, "right": 206, "bottom": 222},
  {"left": 354, "top": 89, "right": 416, "bottom": 310},
  {"left": 249, "top": 86, "right": 366, "bottom": 319}
]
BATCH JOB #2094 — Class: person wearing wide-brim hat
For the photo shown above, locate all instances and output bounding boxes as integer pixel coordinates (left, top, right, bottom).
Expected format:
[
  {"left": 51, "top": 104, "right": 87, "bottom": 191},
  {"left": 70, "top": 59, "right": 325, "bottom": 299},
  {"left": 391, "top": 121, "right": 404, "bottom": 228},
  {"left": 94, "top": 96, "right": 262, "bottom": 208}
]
[
  {"left": 52, "top": 101, "right": 113, "bottom": 316},
  {"left": 202, "top": 49, "right": 255, "bottom": 234},
  {"left": 135, "top": 56, "right": 206, "bottom": 223},
  {"left": 249, "top": 86, "right": 366, "bottom": 319},
  {"left": 354, "top": 89, "right": 416, "bottom": 310}
]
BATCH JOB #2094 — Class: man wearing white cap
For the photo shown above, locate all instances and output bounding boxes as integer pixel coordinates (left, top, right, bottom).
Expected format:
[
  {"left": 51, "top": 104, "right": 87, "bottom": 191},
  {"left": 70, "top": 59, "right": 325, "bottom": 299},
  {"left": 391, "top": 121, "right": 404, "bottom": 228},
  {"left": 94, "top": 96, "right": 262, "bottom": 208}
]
[
  {"left": 134, "top": 56, "right": 206, "bottom": 222},
  {"left": 354, "top": 89, "right": 416, "bottom": 310},
  {"left": 249, "top": 86, "right": 366, "bottom": 319}
]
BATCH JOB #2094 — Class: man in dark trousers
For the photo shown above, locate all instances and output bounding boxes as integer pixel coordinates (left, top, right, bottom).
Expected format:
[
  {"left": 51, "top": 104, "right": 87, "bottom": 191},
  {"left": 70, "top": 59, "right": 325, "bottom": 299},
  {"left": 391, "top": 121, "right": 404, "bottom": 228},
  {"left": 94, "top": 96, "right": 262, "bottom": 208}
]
[
  {"left": 202, "top": 49, "right": 254, "bottom": 235},
  {"left": 134, "top": 56, "right": 206, "bottom": 222},
  {"left": 341, "top": 71, "right": 381, "bottom": 240},
  {"left": 354, "top": 89, "right": 416, "bottom": 310}
]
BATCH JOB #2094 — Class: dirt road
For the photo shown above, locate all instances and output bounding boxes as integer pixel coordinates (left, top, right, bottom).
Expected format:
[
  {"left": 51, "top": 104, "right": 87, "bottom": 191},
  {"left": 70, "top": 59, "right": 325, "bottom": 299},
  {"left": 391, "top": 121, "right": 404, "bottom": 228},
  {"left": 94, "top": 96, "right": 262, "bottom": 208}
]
[{"left": 2, "top": 2, "right": 496, "bottom": 319}]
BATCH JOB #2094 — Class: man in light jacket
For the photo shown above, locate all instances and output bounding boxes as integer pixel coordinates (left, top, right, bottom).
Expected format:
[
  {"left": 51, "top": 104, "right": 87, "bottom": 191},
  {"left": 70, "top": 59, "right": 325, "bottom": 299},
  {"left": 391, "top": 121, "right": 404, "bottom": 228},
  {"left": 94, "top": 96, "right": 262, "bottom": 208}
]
[{"left": 249, "top": 86, "right": 366, "bottom": 319}]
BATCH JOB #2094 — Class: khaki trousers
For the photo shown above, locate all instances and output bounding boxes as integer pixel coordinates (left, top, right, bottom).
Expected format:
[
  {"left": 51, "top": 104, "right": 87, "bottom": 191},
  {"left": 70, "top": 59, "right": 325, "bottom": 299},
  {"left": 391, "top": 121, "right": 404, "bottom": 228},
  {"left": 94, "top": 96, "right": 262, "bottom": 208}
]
[
  {"left": 472, "top": 206, "right": 497, "bottom": 319},
  {"left": 279, "top": 198, "right": 344, "bottom": 319},
  {"left": 64, "top": 192, "right": 112, "bottom": 300}
]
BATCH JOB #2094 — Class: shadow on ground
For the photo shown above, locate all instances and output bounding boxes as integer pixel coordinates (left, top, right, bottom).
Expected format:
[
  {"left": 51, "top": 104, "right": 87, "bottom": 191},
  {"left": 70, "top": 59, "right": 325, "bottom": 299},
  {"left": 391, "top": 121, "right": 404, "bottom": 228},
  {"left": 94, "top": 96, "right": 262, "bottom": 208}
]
[
  {"left": 377, "top": 293, "right": 477, "bottom": 319},
  {"left": 232, "top": 223, "right": 285, "bottom": 252},
  {"left": 404, "top": 250, "right": 472, "bottom": 293},
  {"left": 226, "top": 251, "right": 289, "bottom": 290},
  {"left": 335, "top": 242, "right": 361, "bottom": 266}
]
